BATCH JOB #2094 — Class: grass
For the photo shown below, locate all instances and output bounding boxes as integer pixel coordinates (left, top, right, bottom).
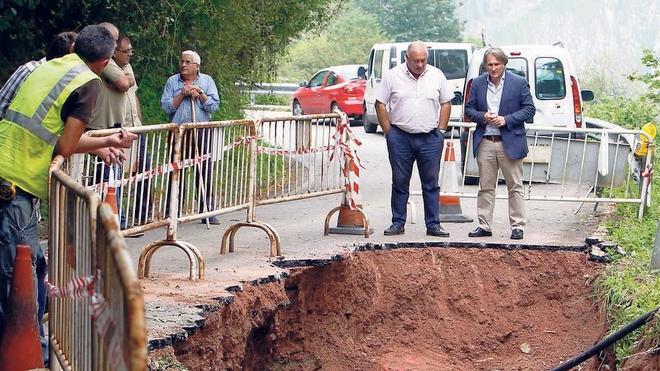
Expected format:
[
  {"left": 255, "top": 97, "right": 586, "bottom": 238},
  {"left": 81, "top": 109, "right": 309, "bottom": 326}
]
[
  {"left": 594, "top": 153, "right": 660, "bottom": 361},
  {"left": 251, "top": 93, "right": 291, "bottom": 107}
]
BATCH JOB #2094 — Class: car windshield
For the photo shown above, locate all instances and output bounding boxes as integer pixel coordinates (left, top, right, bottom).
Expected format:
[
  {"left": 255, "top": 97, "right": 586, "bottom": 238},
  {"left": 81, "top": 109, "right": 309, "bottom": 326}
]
[{"left": 332, "top": 65, "right": 365, "bottom": 80}]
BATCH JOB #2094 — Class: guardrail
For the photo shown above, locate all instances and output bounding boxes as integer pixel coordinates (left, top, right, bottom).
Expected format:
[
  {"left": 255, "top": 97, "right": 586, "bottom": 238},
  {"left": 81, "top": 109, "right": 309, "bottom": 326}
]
[
  {"left": 413, "top": 122, "right": 655, "bottom": 220},
  {"left": 68, "top": 113, "right": 366, "bottom": 281},
  {"left": 236, "top": 82, "right": 298, "bottom": 106},
  {"left": 48, "top": 157, "right": 147, "bottom": 370}
]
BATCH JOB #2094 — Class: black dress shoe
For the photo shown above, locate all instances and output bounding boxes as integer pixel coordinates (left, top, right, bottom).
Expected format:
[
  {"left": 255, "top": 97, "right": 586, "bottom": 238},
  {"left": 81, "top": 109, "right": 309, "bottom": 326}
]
[
  {"left": 468, "top": 227, "right": 492, "bottom": 237},
  {"left": 510, "top": 228, "right": 524, "bottom": 240},
  {"left": 384, "top": 224, "right": 405, "bottom": 236},
  {"left": 426, "top": 225, "right": 450, "bottom": 237}
]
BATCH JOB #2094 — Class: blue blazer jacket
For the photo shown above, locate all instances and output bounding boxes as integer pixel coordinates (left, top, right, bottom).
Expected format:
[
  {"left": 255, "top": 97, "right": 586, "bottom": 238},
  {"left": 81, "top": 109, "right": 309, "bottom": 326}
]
[{"left": 464, "top": 71, "right": 536, "bottom": 160}]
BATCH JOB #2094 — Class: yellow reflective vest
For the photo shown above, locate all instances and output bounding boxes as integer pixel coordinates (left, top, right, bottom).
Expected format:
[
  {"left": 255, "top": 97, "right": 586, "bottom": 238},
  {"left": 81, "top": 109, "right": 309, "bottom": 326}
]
[{"left": 0, "top": 53, "right": 99, "bottom": 199}]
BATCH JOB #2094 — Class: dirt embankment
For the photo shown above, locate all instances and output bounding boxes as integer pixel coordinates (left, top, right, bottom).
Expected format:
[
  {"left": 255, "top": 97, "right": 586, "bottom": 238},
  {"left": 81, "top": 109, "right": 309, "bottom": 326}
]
[{"left": 165, "top": 248, "right": 608, "bottom": 370}]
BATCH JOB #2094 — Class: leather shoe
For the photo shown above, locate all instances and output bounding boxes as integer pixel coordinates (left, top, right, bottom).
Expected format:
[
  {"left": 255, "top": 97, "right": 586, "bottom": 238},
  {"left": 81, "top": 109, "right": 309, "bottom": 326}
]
[
  {"left": 384, "top": 224, "right": 405, "bottom": 236},
  {"left": 510, "top": 228, "right": 524, "bottom": 240},
  {"left": 201, "top": 216, "right": 221, "bottom": 225},
  {"left": 468, "top": 227, "right": 492, "bottom": 237},
  {"left": 426, "top": 225, "right": 450, "bottom": 237}
]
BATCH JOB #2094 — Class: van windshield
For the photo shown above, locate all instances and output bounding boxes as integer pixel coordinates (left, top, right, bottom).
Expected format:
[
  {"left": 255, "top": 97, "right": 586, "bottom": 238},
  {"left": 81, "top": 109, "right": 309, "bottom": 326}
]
[
  {"left": 535, "top": 57, "right": 566, "bottom": 100},
  {"left": 479, "top": 57, "right": 528, "bottom": 80},
  {"left": 400, "top": 49, "right": 468, "bottom": 80}
]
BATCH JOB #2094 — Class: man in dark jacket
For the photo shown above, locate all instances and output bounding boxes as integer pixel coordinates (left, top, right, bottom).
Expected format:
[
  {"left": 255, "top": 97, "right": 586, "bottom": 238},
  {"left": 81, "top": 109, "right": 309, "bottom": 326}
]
[{"left": 464, "top": 47, "right": 535, "bottom": 240}]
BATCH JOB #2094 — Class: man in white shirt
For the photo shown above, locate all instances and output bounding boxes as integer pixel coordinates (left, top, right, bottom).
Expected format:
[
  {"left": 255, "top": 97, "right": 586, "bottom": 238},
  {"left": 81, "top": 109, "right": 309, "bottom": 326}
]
[{"left": 375, "top": 41, "right": 453, "bottom": 237}]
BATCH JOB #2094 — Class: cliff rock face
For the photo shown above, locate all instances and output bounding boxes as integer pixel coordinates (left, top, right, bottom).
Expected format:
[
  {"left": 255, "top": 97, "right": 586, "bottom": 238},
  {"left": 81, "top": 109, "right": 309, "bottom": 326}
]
[{"left": 456, "top": 0, "right": 660, "bottom": 93}]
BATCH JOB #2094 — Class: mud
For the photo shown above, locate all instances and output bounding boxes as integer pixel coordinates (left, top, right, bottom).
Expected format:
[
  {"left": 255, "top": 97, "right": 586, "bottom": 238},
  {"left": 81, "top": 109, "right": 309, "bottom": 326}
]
[{"left": 165, "top": 248, "right": 609, "bottom": 370}]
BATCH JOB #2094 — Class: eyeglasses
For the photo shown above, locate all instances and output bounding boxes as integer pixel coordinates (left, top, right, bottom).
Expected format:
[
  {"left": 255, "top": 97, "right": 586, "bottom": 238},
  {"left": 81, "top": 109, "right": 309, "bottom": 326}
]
[
  {"left": 117, "top": 48, "right": 133, "bottom": 54},
  {"left": 180, "top": 60, "right": 198, "bottom": 65}
]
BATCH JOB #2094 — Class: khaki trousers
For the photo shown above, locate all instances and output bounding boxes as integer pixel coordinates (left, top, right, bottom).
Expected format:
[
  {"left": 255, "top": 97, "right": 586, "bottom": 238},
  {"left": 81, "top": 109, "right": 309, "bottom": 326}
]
[{"left": 476, "top": 138, "right": 526, "bottom": 231}]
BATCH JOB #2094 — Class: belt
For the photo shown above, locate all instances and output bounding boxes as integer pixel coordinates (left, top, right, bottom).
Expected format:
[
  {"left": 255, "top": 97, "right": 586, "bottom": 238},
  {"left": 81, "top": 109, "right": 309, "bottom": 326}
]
[
  {"left": 0, "top": 178, "right": 35, "bottom": 200},
  {"left": 483, "top": 135, "right": 502, "bottom": 142}
]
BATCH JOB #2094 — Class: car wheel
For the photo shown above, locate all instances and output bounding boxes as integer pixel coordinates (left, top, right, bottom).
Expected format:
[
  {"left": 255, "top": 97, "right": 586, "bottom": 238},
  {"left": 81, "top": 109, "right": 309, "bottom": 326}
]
[{"left": 292, "top": 100, "right": 303, "bottom": 116}]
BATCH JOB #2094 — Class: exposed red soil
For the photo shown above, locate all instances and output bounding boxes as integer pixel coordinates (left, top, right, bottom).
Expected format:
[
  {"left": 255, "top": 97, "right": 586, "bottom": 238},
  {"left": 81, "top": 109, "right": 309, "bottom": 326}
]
[
  {"left": 621, "top": 326, "right": 660, "bottom": 370},
  {"left": 170, "top": 248, "right": 609, "bottom": 370}
]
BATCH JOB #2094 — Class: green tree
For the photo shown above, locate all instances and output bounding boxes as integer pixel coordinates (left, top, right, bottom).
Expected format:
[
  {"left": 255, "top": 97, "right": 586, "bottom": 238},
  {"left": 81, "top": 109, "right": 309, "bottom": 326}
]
[
  {"left": 354, "top": 0, "right": 462, "bottom": 42},
  {"left": 585, "top": 49, "right": 660, "bottom": 129},
  {"left": 628, "top": 48, "right": 660, "bottom": 104},
  {"left": 0, "top": 0, "right": 341, "bottom": 122},
  {"left": 278, "top": 7, "right": 389, "bottom": 82}
]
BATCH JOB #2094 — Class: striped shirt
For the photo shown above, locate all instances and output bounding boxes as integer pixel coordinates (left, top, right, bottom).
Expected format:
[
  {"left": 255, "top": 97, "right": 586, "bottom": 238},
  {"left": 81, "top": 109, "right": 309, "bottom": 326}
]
[{"left": 0, "top": 58, "right": 46, "bottom": 119}]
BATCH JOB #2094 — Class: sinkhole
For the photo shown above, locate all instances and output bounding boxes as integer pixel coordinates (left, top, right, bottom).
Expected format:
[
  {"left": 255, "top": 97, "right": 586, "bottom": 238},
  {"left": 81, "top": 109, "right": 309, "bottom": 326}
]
[{"left": 162, "top": 246, "right": 612, "bottom": 370}]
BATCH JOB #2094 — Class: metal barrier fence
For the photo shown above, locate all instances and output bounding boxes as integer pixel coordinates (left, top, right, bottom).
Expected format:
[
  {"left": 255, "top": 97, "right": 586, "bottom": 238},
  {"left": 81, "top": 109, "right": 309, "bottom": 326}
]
[
  {"left": 48, "top": 156, "right": 147, "bottom": 370},
  {"left": 416, "top": 123, "right": 654, "bottom": 220},
  {"left": 71, "top": 114, "right": 361, "bottom": 280}
]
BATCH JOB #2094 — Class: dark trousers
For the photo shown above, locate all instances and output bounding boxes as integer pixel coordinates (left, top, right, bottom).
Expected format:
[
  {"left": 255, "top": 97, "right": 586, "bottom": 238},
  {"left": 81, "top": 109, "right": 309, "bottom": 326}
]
[
  {"left": 0, "top": 192, "right": 48, "bottom": 364},
  {"left": 128, "top": 136, "right": 152, "bottom": 224},
  {"left": 386, "top": 125, "right": 444, "bottom": 228},
  {"left": 92, "top": 136, "right": 152, "bottom": 228},
  {"left": 165, "top": 128, "right": 215, "bottom": 217}
]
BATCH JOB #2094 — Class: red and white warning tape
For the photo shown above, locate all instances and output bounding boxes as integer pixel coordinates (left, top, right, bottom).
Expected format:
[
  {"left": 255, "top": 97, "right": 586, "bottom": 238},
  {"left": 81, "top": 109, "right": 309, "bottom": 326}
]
[
  {"left": 330, "top": 113, "right": 364, "bottom": 210},
  {"left": 46, "top": 271, "right": 127, "bottom": 369},
  {"left": 87, "top": 153, "right": 212, "bottom": 193}
]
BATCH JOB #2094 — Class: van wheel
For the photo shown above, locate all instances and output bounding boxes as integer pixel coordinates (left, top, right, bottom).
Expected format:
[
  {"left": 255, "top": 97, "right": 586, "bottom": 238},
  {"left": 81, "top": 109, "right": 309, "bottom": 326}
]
[{"left": 292, "top": 100, "right": 303, "bottom": 116}]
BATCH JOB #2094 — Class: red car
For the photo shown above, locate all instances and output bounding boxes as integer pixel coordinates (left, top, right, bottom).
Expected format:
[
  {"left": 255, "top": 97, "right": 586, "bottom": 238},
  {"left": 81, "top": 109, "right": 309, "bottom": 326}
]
[{"left": 292, "top": 64, "right": 367, "bottom": 123}]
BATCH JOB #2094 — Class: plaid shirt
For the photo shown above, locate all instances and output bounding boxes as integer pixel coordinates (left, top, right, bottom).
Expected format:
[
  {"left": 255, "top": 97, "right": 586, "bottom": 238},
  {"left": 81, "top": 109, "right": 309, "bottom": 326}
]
[{"left": 0, "top": 58, "right": 45, "bottom": 120}]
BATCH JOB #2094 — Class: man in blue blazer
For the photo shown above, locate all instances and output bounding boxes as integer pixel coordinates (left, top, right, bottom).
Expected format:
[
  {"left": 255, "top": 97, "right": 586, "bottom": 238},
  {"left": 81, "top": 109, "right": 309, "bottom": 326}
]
[{"left": 464, "top": 47, "right": 535, "bottom": 240}]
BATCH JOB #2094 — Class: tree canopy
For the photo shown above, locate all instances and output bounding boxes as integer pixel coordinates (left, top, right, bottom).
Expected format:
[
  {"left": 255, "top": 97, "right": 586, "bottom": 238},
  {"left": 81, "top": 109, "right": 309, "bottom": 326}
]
[
  {"left": 353, "top": 0, "right": 462, "bottom": 42},
  {"left": 277, "top": 6, "right": 389, "bottom": 82},
  {"left": 0, "top": 0, "right": 341, "bottom": 122}
]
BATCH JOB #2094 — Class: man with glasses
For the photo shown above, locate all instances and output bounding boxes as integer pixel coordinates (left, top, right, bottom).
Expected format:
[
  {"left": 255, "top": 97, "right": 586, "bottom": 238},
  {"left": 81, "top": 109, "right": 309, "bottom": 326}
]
[
  {"left": 161, "top": 50, "right": 220, "bottom": 224},
  {"left": 113, "top": 35, "right": 152, "bottom": 229},
  {"left": 88, "top": 22, "right": 134, "bottom": 130}
]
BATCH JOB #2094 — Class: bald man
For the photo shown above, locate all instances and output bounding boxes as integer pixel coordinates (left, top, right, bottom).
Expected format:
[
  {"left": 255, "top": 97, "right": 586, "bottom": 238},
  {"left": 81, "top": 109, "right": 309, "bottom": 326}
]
[{"left": 375, "top": 41, "right": 453, "bottom": 237}]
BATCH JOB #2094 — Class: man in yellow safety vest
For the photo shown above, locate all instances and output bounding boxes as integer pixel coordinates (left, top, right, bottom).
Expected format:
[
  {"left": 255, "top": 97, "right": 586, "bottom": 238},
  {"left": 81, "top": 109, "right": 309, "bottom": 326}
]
[{"left": 0, "top": 24, "right": 137, "bottom": 364}]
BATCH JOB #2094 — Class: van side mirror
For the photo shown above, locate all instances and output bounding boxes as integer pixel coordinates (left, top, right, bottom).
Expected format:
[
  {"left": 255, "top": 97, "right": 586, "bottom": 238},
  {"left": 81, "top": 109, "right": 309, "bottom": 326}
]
[
  {"left": 299, "top": 80, "right": 308, "bottom": 88},
  {"left": 581, "top": 90, "right": 594, "bottom": 102},
  {"left": 451, "top": 91, "right": 463, "bottom": 105}
]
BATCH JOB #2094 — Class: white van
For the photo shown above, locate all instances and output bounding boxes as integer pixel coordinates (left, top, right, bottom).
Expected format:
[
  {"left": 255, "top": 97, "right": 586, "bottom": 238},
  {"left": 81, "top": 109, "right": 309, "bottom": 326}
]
[
  {"left": 460, "top": 44, "right": 595, "bottom": 183},
  {"left": 362, "top": 42, "right": 475, "bottom": 133},
  {"left": 462, "top": 44, "right": 594, "bottom": 128}
]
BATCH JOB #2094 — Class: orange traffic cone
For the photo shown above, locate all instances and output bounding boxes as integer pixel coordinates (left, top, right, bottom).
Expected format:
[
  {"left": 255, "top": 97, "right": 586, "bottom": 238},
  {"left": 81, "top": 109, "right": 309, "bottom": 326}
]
[
  {"left": 0, "top": 244, "right": 44, "bottom": 370},
  {"left": 439, "top": 142, "right": 473, "bottom": 223},
  {"left": 105, "top": 186, "right": 119, "bottom": 215}
]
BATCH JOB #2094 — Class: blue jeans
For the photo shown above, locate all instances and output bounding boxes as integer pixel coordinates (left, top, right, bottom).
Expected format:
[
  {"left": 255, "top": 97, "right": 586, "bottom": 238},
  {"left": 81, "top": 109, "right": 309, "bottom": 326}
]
[
  {"left": 386, "top": 126, "right": 444, "bottom": 228},
  {"left": 0, "top": 191, "right": 48, "bottom": 363}
]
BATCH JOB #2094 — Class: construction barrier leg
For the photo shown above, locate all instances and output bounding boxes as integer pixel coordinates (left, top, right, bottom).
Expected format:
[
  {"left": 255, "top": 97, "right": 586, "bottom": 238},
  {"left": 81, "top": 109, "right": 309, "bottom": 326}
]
[{"left": 324, "top": 203, "right": 373, "bottom": 238}]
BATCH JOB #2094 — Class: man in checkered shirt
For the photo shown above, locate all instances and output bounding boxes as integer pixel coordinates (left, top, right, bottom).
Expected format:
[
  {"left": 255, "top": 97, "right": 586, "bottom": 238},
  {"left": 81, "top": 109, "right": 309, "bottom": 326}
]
[{"left": 0, "top": 31, "right": 77, "bottom": 119}]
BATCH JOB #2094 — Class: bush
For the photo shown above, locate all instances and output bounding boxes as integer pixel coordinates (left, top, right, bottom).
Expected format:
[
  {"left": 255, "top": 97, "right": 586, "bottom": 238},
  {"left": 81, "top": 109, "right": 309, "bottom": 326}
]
[{"left": 584, "top": 96, "right": 658, "bottom": 129}]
